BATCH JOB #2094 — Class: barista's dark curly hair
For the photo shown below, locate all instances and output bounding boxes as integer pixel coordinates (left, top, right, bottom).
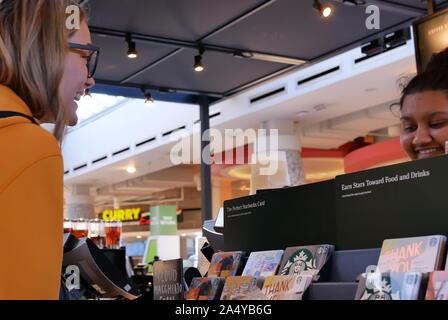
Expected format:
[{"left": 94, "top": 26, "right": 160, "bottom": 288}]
[
  {"left": 426, "top": 47, "right": 448, "bottom": 72},
  {"left": 399, "top": 47, "right": 448, "bottom": 110}
]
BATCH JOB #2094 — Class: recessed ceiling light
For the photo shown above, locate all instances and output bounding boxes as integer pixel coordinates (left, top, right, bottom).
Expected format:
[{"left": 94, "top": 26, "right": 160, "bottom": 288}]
[
  {"left": 126, "top": 165, "right": 136, "bottom": 174},
  {"left": 296, "top": 110, "right": 310, "bottom": 116},
  {"left": 136, "top": 235, "right": 142, "bottom": 239}
]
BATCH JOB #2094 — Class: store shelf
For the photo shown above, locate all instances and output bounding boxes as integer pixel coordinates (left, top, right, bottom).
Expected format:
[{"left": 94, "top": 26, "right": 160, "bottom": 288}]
[
  {"left": 328, "top": 248, "right": 380, "bottom": 282},
  {"left": 304, "top": 282, "right": 359, "bottom": 300},
  {"left": 306, "top": 248, "right": 381, "bottom": 300}
]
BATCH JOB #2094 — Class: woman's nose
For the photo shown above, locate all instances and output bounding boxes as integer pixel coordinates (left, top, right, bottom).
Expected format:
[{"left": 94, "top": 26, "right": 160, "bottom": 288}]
[{"left": 412, "top": 126, "right": 432, "bottom": 145}]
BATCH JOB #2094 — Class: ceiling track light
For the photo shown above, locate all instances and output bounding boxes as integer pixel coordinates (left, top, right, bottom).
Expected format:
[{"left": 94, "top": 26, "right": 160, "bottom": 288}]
[
  {"left": 145, "top": 93, "right": 154, "bottom": 104},
  {"left": 343, "top": 0, "right": 366, "bottom": 5},
  {"left": 333, "top": 0, "right": 366, "bottom": 6},
  {"left": 126, "top": 33, "right": 138, "bottom": 59},
  {"left": 141, "top": 87, "right": 154, "bottom": 105},
  {"left": 84, "top": 88, "right": 91, "bottom": 97},
  {"left": 126, "top": 165, "right": 136, "bottom": 174},
  {"left": 313, "top": 0, "right": 333, "bottom": 18},
  {"left": 194, "top": 47, "right": 205, "bottom": 72}
]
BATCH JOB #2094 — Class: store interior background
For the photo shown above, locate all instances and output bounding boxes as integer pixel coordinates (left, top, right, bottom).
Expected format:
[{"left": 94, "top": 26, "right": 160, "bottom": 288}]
[{"left": 53, "top": 0, "right": 447, "bottom": 270}]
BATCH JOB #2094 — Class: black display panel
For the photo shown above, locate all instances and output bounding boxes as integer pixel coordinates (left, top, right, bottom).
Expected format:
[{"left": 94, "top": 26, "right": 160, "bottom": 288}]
[
  {"left": 334, "top": 154, "right": 448, "bottom": 250},
  {"left": 224, "top": 155, "right": 448, "bottom": 252},
  {"left": 224, "top": 180, "right": 336, "bottom": 252}
]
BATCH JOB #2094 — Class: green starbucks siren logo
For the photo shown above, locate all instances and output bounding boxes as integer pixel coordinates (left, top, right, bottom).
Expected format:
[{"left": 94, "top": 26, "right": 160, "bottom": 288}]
[
  {"left": 361, "top": 277, "right": 394, "bottom": 300},
  {"left": 281, "top": 249, "right": 317, "bottom": 275}
]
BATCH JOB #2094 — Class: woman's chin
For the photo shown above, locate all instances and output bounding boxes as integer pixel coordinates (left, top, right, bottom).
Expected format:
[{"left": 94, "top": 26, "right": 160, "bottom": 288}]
[
  {"left": 67, "top": 100, "right": 78, "bottom": 126},
  {"left": 68, "top": 116, "right": 78, "bottom": 127}
]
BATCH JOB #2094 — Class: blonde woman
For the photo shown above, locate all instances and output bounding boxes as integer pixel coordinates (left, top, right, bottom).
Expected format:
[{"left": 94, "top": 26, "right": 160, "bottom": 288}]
[{"left": 0, "top": 1, "right": 97, "bottom": 299}]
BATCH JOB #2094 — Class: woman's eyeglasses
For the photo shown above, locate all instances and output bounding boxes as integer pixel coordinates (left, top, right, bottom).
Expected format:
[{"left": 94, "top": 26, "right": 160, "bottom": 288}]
[{"left": 68, "top": 42, "right": 100, "bottom": 78}]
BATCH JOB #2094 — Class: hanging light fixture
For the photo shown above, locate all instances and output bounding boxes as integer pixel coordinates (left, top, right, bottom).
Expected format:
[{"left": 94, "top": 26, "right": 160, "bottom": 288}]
[
  {"left": 141, "top": 87, "right": 154, "bottom": 104},
  {"left": 313, "top": 0, "right": 333, "bottom": 18},
  {"left": 126, "top": 34, "right": 138, "bottom": 59},
  {"left": 145, "top": 93, "right": 154, "bottom": 104},
  {"left": 84, "top": 88, "right": 92, "bottom": 97},
  {"left": 194, "top": 48, "right": 205, "bottom": 72}
]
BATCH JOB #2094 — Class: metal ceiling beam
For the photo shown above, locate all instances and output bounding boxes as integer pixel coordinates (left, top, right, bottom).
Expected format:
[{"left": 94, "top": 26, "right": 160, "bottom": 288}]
[
  {"left": 90, "top": 26, "right": 198, "bottom": 50},
  {"left": 94, "top": 79, "right": 224, "bottom": 99},
  {"left": 198, "top": 0, "right": 277, "bottom": 40},
  {"left": 223, "top": 64, "right": 299, "bottom": 97},
  {"left": 119, "top": 48, "right": 183, "bottom": 85},
  {"left": 199, "top": 96, "right": 212, "bottom": 223}
]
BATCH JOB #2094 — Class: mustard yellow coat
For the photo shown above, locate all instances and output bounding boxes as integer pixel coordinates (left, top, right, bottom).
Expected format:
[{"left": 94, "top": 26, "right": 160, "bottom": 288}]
[{"left": 0, "top": 85, "right": 63, "bottom": 299}]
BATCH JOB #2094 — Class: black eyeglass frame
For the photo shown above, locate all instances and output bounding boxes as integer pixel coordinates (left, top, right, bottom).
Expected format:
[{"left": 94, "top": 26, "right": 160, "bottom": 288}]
[{"left": 68, "top": 42, "right": 100, "bottom": 78}]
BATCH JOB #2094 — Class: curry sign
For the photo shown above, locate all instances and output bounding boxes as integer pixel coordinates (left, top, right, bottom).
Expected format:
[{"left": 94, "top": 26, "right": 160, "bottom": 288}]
[{"left": 102, "top": 208, "right": 141, "bottom": 221}]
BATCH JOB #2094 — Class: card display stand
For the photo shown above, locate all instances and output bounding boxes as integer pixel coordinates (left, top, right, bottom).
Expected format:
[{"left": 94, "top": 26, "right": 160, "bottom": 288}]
[
  {"left": 199, "top": 216, "right": 382, "bottom": 301},
  {"left": 201, "top": 216, "right": 382, "bottom": 300}
]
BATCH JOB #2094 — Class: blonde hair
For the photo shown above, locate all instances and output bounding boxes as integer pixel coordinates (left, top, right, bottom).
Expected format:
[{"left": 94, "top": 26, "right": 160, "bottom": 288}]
[{"left": 0, "top": 0, "right": 86, "bottom": 142}]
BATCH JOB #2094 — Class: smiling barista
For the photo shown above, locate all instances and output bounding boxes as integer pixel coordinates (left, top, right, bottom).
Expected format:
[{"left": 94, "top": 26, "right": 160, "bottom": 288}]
[{"left": 399, "top": 48, "right": 448, "bottom": 160}]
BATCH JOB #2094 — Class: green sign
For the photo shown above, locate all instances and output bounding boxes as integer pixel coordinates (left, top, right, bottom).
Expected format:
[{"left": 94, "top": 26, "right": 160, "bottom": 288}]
[{"left": 150, "top": 205, "right": 178, "bottom": 236}]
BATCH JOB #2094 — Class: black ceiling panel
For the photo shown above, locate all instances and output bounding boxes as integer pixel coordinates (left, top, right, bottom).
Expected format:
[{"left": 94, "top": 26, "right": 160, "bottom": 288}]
[
  {"left": 128, "top": 48, "right": 289, "bottom": 95},
  {"left": 82, "top": 0, "right": 435, "bottom": 104},
  {"left": 87, "top": 0, "right": 267, "bottom": 42},
  {"left": 91, "top": 34, "right": 175, "bottom": 82},
  {"left": 204, "top": 0, "right": 412, "bottom": 60}
]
